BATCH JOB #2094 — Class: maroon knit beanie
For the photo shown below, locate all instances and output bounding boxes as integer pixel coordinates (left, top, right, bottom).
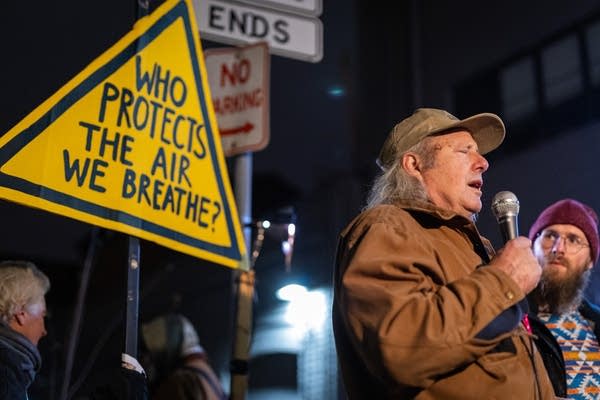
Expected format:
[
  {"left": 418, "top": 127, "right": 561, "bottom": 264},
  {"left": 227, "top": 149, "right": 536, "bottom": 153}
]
[{"left": 528, "top": 199, "right": 599, "bottom": 263}]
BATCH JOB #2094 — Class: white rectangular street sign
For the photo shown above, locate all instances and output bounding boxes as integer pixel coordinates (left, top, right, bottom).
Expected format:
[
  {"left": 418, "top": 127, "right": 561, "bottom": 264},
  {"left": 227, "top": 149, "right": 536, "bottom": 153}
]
[
  {"left": 194, "top": 0, "right": 323, "bottom": 63},
  {"left": 205, "top": 42, "right": 270, "bottom": 156},
  {"left": 236, "top": 0, "right": 322, "bottom": 17}
]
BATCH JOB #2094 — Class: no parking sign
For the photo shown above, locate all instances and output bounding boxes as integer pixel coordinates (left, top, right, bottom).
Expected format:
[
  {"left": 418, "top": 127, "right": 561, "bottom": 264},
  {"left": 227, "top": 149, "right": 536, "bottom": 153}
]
[{"left": 204, "top": 42, "right": 270, "bottom": 157}]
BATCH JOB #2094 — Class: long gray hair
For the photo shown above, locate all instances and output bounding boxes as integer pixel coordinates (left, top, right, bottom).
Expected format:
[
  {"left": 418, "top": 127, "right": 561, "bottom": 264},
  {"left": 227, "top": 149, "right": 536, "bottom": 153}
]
[{"left": 365, "top": 137, "right": 438, "bottom": 210}]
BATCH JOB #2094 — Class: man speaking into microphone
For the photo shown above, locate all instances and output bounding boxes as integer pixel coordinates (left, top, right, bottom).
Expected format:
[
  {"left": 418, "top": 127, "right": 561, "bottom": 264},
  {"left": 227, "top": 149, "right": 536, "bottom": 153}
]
[{"left": 332, "top": 108, "right": 554, "bottom": 399}]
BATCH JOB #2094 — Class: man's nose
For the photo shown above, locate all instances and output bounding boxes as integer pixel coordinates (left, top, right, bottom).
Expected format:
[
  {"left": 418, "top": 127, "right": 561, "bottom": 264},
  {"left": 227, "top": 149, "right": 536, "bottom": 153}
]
[{"left": 552, "top": 236, "right": 566, "bottom": 253}]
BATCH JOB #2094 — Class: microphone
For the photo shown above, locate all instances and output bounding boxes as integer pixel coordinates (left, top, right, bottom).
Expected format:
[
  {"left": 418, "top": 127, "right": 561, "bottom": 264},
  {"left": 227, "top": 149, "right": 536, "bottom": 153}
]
[
  {"left": 491, "top": 191, "right": 520, "bottom": 243},
  {"left": 488, "top": 191, "right": 531, "bottom": 336}
]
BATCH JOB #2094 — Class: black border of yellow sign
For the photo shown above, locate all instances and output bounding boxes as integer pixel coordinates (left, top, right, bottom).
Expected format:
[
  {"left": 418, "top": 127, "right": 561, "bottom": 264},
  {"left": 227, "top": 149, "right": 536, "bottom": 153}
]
[{"left": 0, "top": 0, "right": 247, "bottom": 269}]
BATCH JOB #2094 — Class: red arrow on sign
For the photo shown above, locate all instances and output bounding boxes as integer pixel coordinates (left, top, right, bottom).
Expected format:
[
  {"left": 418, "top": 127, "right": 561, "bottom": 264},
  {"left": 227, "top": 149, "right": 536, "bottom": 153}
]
[{"left": 220, "top": 122, "right": 255, "bottom": 136}]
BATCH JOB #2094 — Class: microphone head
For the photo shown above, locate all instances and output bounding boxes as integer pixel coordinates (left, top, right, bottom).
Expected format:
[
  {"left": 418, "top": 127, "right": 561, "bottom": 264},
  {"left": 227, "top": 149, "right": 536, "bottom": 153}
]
[{"left": 491, "top": 191, "right": 520, "bottom": 220}]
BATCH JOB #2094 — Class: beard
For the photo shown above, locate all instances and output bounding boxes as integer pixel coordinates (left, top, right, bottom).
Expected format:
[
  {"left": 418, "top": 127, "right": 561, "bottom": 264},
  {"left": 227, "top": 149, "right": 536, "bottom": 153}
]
[{"left": 530, "top": 255, "right": 591, "bottom": 314}]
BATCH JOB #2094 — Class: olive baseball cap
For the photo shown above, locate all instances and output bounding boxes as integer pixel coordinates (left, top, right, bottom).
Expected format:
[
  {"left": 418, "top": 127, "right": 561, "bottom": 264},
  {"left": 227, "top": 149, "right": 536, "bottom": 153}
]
[{"left": 376, "top": 108, "right": 506, "bottom": 171}]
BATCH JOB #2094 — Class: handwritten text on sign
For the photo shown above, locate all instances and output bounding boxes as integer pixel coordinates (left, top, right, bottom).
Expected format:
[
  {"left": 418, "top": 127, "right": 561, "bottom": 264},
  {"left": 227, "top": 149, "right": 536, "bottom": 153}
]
[
  {"left": 0, "top": 0, "right": 246, "bottom": 268},
  {"left": 65, "top": 55, "right": 222, "bottom": 231}
]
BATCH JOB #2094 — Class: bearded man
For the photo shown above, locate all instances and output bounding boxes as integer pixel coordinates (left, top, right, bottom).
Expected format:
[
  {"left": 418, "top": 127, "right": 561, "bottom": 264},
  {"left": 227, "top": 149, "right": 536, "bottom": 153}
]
[{"left": 528, "top": 198, "right": 600, "bottom": 399}]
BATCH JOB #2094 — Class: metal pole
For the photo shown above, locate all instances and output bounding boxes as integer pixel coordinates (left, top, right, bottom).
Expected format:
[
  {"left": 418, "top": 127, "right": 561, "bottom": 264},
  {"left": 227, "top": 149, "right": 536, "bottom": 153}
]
[
  {"left": 120, "top": 0, "right": 147, "bottom": 369},
  {"left": 125, "top": 236, "right": 141, "bottom": 358},
  {"left": 230, "top": 152, "right": 254, "bottom": 400},
  {"left": 236, "top": 153, "right": 253, "bottom": 256},
  {"left": 58, "top": 227, "right": 100, "bottom": 400}
]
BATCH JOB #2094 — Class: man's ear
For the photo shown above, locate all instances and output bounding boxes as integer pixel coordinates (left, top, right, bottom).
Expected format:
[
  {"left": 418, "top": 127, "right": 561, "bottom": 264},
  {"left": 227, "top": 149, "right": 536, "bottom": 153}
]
[
  {"left": 13, "top": 309, "right": 27, "bottom": 326},
  {"left": 402, "top": 153, "right": 422, "bottom": 179}
]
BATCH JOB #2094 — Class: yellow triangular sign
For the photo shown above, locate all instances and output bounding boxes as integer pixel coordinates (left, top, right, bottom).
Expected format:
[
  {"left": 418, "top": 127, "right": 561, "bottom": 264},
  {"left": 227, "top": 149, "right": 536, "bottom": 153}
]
[{"left": 0, "top": 0, "right": 247, "bottom": 269}]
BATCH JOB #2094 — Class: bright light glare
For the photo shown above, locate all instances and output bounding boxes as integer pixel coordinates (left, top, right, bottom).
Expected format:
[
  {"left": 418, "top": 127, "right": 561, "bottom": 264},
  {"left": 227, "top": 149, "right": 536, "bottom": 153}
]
[
  {"left": 262, "top": 220, "right": 271, "bottom": 229},
  {"left": 284, "top": 290, "right": 327, "bottom": 331},
  {"left": 287, "top": 223, "right": 296, "bottom": 236},
  {"left": 276, "top": 284, "right": 307, "bottom": 302}
]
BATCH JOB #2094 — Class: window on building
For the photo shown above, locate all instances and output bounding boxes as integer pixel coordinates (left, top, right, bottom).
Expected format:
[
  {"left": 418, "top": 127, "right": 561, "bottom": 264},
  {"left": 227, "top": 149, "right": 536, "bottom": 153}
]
[
  {"left": 500, "top": 56, "right": 538, "bottom": 123},
  {"left": 541, "top": 34, "right": 583, "bottom": 106},
  {"left": 585, "top": 20, "right": 600, "bottom": 86}
]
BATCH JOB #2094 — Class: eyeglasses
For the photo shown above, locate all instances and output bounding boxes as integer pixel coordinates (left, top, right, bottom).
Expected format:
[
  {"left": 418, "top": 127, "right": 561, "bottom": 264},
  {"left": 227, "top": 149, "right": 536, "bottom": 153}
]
[{"left": 538, "top": 229, "right": 590, "bottom": 255}]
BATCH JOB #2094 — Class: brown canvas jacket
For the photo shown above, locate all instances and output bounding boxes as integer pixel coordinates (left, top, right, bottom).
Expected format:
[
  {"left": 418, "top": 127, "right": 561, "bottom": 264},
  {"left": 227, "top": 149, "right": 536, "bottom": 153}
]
[{"left": 332, "top": 200, "right": 555, "bottom": 399}]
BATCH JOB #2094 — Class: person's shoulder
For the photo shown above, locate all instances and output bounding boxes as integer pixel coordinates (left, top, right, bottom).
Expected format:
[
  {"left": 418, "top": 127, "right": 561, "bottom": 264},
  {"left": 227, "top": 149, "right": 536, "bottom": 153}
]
[
  {"left": 340, "top": 204, "right": 411, "bottom": 236},
  {"left": 585, "top": 298, "right": 600, "bottom": 310},
  {"left": 339, "top": 204, "right": 430, "bottom": 251},
  {"left": 580, "top": 298, "right": 600, "bottom": 321},
  {"left": 154, "top": 367, "right": 206, "bottom": 399},
  {"left": 357, "top": 204, "right": 415, "bottom": 225},
  {"left": 0, "top": 363, "right": 25, "bottom": 399}
]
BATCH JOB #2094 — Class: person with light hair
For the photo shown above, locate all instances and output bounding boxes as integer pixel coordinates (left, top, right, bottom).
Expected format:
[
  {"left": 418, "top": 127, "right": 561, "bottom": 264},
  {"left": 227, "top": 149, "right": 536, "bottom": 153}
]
[
  {"left": 332, "top": 108, "right": 555, "bottom": 399},
  {"left": 141, "top": 313, "right": 226, "bottom": 400},
  {"left": 0, "top": 260, "right": 50, "bottom": 399}
]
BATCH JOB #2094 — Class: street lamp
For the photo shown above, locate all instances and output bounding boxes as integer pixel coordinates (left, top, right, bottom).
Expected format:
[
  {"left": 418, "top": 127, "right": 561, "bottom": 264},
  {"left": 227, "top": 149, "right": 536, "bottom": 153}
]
[{"left": 276, "top": 283, "right": 307, "bottom": 302}]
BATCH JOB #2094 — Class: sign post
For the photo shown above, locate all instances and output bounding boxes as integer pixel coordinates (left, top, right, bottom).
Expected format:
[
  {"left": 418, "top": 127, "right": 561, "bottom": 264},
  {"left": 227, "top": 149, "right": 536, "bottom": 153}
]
[
  {"left": 125, "top": 237, "right": 141, "bottom": 357},
  {"left": 204, "top": 42, "right": 270, "bottom": 398}
]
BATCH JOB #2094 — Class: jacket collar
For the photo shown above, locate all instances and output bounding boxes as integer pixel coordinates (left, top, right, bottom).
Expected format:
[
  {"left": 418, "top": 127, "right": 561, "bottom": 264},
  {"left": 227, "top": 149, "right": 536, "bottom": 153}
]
[
  {"left": 0, "top": 320, "right": 42, "bottom": 388},
  {"left": 393, "top": 198, "right": 477, "bottom": 225}
]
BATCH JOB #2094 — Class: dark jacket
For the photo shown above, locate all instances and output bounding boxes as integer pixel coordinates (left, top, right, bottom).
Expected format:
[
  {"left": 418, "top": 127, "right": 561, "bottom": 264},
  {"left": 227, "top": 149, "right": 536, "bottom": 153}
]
[
  {"left": 89, "top": 367, "right": 149, "bottom": 400},
  {"left": 332, "top": 201, "right": 554, "bottom": 399},
  {"left": 529, "top": 298, "right": 600, "bottom": 398},
  {"left": 0, "top": 322, "right": 41, "bottom": 399}
]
